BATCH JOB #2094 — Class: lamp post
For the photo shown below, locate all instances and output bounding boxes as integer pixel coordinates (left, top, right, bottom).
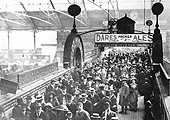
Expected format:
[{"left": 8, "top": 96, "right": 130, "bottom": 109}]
[
  {"left": 151, "top": 2, "right": 164, "bottom": 65},
  {"left": 68, "top": 4, "right": 81, "bottom": 33}
]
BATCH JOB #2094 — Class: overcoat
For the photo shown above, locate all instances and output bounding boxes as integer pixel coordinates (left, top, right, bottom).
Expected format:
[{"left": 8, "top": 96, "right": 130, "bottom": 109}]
[{"left": 119, "top": 83, "right": 130, "bottom": 106}]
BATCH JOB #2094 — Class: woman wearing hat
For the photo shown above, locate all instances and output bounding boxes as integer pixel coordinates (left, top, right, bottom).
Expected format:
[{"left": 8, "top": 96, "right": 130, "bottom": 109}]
[
  {"left": 119, "top": 80, "right": 130, "bottom": 114},
  {"left": 129, "top": 79, "right": 138, "bottom": 112},
  {"left": 46, "top": 91, "right": 59, "bottom": 107}
]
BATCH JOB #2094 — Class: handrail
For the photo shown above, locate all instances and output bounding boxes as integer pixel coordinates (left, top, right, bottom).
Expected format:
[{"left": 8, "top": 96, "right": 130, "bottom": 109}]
[
  {"left": 0, "top": 68, "right": 72, "bottom": 113},
  {"left": 155, "top": 64, "right": 170, "bottom": 120},
  {"left": 160, "top": 63, "right": 170, "bottom": 80},
  {"left": 18, "top": 62, "right": 58, "bottom": 88},
  {"left": 4, "top": 70, "right": 23, "bottom": 82},
  {"left": 163, "top": 59, "right": 170, "bottom": 77}
]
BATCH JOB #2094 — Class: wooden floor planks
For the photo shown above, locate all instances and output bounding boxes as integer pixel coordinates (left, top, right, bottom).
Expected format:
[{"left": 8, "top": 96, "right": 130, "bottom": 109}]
[{"left": 117, "top": 96, "right": 145, "bottom": 120}]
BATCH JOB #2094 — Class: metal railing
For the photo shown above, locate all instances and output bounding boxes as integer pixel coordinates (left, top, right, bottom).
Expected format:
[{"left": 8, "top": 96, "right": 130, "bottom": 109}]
[
  {"left": 153, "top": 63, "right": 170, "bottom": 120},
  {"left": 0, "top": 68, "right": 71, "bottom": 114},
  {"left": 17, "top": 62, "right": 58, "bottom": 89}
]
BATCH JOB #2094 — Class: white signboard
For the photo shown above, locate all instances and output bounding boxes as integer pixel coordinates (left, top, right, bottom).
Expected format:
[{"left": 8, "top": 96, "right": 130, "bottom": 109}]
[{"left": 94, "top": 34, "right": 152, "bottom": 43}]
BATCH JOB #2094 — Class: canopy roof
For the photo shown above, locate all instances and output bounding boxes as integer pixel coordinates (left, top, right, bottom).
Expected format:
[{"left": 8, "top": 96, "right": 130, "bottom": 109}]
[{"left": 0, "top": 0, "right": 168, "bottom": 31}]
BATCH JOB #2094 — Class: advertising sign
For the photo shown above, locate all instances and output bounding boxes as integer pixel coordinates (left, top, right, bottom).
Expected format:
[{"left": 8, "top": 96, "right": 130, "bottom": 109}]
[{"left": 95, "top": 34, "right": 152, "bottom": 43}]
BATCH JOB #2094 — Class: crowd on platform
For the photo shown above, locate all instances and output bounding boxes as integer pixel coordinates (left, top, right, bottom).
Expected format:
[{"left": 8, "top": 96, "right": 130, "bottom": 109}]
[{"left": 0, "top": 48, "right": 155, "bottom": 120}]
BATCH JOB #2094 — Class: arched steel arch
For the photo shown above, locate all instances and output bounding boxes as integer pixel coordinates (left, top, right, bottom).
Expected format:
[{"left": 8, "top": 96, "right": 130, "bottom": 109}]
[{"left": 63, "top": 32, "right": 84, "bottom": 69}]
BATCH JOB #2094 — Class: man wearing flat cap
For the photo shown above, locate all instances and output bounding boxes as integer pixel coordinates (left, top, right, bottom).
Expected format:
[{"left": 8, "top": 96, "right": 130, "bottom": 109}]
[{"left": 75, "top": 102, "right": 91, "bottom": 120}]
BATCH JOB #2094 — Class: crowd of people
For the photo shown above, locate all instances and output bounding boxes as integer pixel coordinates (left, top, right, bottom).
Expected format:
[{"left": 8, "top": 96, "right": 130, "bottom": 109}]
[{"left": 0, "top": 48, "right": 155, "bottom": 120}]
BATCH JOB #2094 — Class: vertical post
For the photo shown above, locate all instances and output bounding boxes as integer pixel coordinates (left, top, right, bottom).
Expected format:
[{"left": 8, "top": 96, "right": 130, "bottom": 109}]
[
  {"left": 144, "top": 0, "right": 145, "bottom": 25},
  {"left": 71, "top": 16, "right": 77, "bottom": 33},
  {"left": 33, "top": 30, "right": 36, "bottom": 55},
  {"left": 17, "top": 74, "right": 20, "bottom": 89},
  {"left": 7, "top": 31, "right": 10, "bottom": 65},
  {"left": 151, "top": 3, "right": 164, "bottom": 65}
]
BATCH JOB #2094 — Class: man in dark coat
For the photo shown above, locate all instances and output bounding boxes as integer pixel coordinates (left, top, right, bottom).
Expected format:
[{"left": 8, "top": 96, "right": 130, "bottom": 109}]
[
  {"left": 88, "top": 88, "right": 101, "bottom": 114},
  {"left": 45, "top": 79, "right": 56, "bottom": 102},
  {"left": 140, "top": 78, "right": 152, "bottom": 105},
  {"left": 30, "top": 103, "right": 49, "bottom": 120},
  {"left": 88, "top": 88, "right": 100, "bottom": 106},
  {"left": 30, "top": 94, "right": 46, "bottom": 112},
  {"left": 44, "top": 103, "right": 58, "bottom": 120},
  {"left": 13, "top": 104, "right": 31, "bottom": 120},
  {"left": 100, "top": 102, "right": 118, "bottom": 120},
  {"left": 53, "top": 81, "right": 63, "bottom": 105},
  {"left": 97, "top": 84, "right": 106, "bottom": 100},
  {"left": 119, "top": 80, "right": 129, "bottom": 114},
  {"left": 12, "top": 97, "right": 25, "bottom": 119},
  {"left": 66, "top": 94, "right": 77, "bottom": 119},
  {"left": 79, "top": 93, "right": 92, "bottom": 115},
  {"left": 75, "top": 102, "right": 91, "bottom": 120},
  {"left": 71, "top": 67, "right": 80, "bottom": 82},
  {"left": 58, "top": 86, "right": 72, "bottom": 105},
  {"left": 97, "top": 90, "right": 112, "bottom": 116}
]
